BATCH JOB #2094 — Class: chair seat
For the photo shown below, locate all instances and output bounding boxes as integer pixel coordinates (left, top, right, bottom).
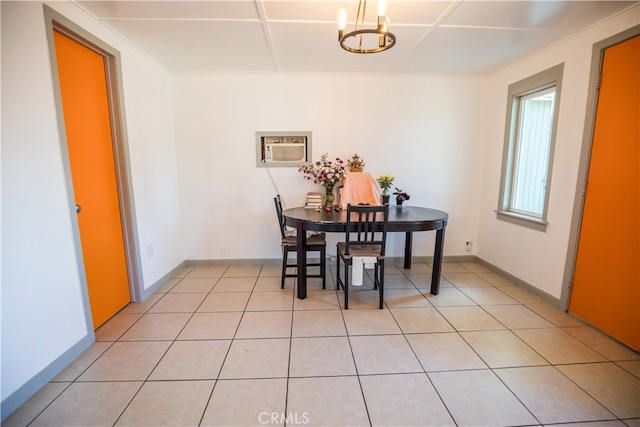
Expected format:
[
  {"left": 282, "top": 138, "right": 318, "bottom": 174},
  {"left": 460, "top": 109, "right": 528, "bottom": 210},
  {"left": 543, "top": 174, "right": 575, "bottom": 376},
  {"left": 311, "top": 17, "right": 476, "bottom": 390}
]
[
  {"left": 284, "top": 233, "right": 326, "bottom": 247},
  {"left": 336, "top": 242, "right": 383, "bottom": 259}
]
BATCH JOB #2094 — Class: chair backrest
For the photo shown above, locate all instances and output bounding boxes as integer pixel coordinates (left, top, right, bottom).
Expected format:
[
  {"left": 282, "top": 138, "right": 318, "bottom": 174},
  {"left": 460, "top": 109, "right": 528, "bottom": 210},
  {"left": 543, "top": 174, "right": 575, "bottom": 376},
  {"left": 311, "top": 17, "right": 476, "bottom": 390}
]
[
  {"left": 344, "top": 203, "right": 389, "bottom": 256},
  {"left": 274, "top": 195, "right": 287, "bottom": 239}
]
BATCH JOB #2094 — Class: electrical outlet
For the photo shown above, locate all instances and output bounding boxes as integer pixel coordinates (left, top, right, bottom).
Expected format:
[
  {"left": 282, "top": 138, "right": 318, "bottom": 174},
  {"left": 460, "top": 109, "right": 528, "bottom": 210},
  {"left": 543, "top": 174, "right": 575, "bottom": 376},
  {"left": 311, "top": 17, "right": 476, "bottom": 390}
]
[
  {"left": 465, "top": 241, "right": 473, "bottom": 252},
  {"left": 147, "top": 243, "right": 154, "bottom": 259}
]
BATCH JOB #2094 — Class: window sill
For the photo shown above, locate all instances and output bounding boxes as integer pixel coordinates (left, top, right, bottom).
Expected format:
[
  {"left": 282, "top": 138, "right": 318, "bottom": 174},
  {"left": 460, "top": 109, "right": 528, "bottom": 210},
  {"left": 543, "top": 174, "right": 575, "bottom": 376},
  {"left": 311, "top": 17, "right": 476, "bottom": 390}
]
[{"left": 496, "top": 210, "right": 548, "bottom": 232}]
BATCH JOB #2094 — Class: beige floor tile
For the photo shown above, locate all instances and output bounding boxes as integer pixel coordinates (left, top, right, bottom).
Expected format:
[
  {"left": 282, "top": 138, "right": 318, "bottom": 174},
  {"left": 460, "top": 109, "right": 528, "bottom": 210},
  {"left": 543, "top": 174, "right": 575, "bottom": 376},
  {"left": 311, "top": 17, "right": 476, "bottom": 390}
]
[
  {"left": 360, "top": 373, "right": 455, "bottom": 426},
  {"left": 458, "top": 286, "right": 519, "bottom": 305},
  {"left": 186, "top": 265, "right": 227, "bottom": 278},
  {"left": 338, "top": 288, "right": 384, "bottom": 310},
  {"left": 383, "top": 288, "right": 432, "bottom": 308},
  {"left": 476, "top": 271, "right": 516, "bottom": 286},
  {"left": 212, "top": 277, "right": 256, "bottom": 292},
  {"left": 499, "top": 285, "right": 545, "bottom": 304},
  {"left": 390, "top": 307, "right": 455, "bottom": 334},
  {"left": 437, "top": 306, "right": 506, "bottom": 331},
  {"left": 439, "top": 263, "right": 470, "bottom": 273},
  {"left": 223, "top": 265, "right": 262, "bottom": 277},
  {"left": 294, "top": 289, "right": 341, "bottom": 310},
  {"left": 31, "top": 382, "right": 141, "bottom": 426},
  {"left": 53, "top": 342, "right": 113, "bottom": 381},
  {"left": 563, "top": 327, "right": 640, "bottom": 361},
  {"left": 483, "top": 304, "right": 555, "bottom": 329},
  {"left": 458, "top": 262, "right": 492, "bottom": 273},
  {"left": 258, "top": 265, "right": 282, "bottom": 277},
  {"left": 155, "top": 278, "right": 180, "bottom": 293},
  {"left": 148, "top": 293, "right": 207, "bottom": 313},
  {"left": 253, "top": 275, "right": 283, "bottom": 291},
  {"left": 149, "top": 340, "right": 231, "bottom": 380},
  {"left": 197, "top": 292, "right": 250, "bottom": 312},
  {"left": 428, "top": 369, "right": 538, "bottom": 426},
  {"left": 558, "top": 362, "right": 640, "bottom": 418},
  {"left": 95, "top": 313, "right": 142, "bottom": 341},
  {"left": 172, "top": 266, "right": 192, "bottom": 279},
  {"left": 169, "top": 277, "right": 217, "bottom": 293},
  {"left": 550, "top": 421, "right": 628, "bottom": 427},
  {"left": 289, "top": 337, "right": 356, "bottom": 377},
  {"left": 178, "top": 312, "right": 242, "bottom": 340},
  {"left": 407, "top": 273, "right": 453, "bottom": 289},
  {"left": 291, "top": 309, "right": 346, "bottom": 337},
  {"left": 2, "top": 382, "right": 70, "bottom": 427},
  {"left": 201, "top": 379, "right": 287, "bottom": 426},
  {"left": 119, "top": 313, "right": 191, "bottom": 341},
  {"left": 527, "top": 302, "right": 587, "bottom": 327},
  {"left": 235, "top": 311, "right": 292, "bottom": 338},
  {"left": 342, "top": 308, "right": 402, "bottom": 335},
  {"left": 617, "top": 360, "right": 640, "bottom": 379},
  {"left": 219, "top": 338, "right": 289, "bottom": 379},
  {"left": 350, "top": 335, "right": 422, "bottom": 374},
  {"left": 116, "top": 380, "right": 214, "bottom": 426},
  {"left": 462, "top": 330, "right": 548, "bottom": 368},
  {"left": 246, "top": 291, "right": 294, "bottom": 311},
  {"left": 78, "top": 341, "right": 170, "bottom": 381},
  {"left": 287, "top": 376, "right": 370, "bottom": 426},
  {"left": 119, "top": 294, "right": 162, "bottom": 314},
  {"left": 443, "top": 272, "right": 491, "bottom": 287},
  {"left": 397, "top": 262, "right": 432, "bottom": 274},
  {"left": 514, "top": 328, "right": 608, "bottom": 364},
  {"left": 424, "top": 287, "right": 477, "bottom": 307},
  {"left": 383, "top": 274, "right": 418, "bottom": 288},
  {"left": 496, "top": 366, "right": 615, "bottom": 424},
  {"left": 407, "top": 332, "right": 487, "bottom": 371}
]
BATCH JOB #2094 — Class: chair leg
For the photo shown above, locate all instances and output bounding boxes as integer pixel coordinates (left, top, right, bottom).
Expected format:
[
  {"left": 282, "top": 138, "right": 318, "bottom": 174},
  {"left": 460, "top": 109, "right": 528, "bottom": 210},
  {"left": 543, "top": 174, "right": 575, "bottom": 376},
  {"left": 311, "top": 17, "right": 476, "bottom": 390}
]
[
  {"left": 378, "top": 261, "right": 384, "bottom": 309},
  {"left": 321, "top": 246, "right": 326, "bottom": 289},
  {"left": 344, "top": 262, "right": 349, "bottom": 310},
  {"left": 281, "top": 247, "right": 289, "bottom": 289},
  {"left": 335, "top": 250, "right": 341, "bottom": 290}
]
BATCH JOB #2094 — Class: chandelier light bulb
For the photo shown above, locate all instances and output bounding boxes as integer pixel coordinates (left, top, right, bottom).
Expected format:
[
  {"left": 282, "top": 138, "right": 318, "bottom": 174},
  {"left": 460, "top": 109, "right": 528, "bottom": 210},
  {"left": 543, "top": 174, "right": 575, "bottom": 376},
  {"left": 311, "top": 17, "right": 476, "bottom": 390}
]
[{"left": 377, "top": 0, "right": 387, "bottom": 17}]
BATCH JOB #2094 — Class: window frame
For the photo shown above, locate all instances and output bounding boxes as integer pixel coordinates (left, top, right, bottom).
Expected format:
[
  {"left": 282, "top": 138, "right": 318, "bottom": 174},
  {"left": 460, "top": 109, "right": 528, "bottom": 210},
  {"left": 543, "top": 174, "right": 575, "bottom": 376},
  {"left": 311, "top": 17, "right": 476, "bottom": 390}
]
[{"left": 497, "top": 63, "right": 564, "bottom": 232}]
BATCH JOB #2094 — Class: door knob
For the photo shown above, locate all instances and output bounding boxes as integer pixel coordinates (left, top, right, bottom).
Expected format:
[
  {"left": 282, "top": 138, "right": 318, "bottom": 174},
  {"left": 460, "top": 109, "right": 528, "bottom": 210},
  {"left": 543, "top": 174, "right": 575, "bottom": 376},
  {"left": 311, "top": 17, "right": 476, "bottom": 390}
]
[{"left": 75, "top": 204, "right": 82, "bottom": 213}]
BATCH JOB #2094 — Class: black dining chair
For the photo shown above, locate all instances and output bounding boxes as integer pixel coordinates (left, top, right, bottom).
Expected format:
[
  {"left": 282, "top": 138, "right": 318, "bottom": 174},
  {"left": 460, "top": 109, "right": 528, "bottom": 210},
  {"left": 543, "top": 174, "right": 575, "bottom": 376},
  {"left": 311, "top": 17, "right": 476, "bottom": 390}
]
[
  {"left": 335, "top": 203, "right": 389, "bottom": 309},
  {"left": 274, "top": 195, "right": 327, "bottom": 289}
]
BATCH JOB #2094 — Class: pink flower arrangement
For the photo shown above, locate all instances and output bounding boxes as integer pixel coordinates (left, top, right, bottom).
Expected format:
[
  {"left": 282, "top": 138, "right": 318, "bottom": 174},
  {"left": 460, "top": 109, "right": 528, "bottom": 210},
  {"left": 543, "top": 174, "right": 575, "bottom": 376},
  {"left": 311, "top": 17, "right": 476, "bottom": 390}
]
[{"left": 298, "top": 153, "right": 347, "bottom": 190}]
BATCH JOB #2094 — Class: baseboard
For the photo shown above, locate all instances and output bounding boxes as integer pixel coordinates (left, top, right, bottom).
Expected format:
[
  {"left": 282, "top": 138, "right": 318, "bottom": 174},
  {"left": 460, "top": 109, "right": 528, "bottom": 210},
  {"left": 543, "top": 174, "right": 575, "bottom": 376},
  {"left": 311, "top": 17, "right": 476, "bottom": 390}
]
[
  {"left": 138, "top": 260, "right": 189, "bottom": 301},
  {"left": 475, "top": 257, "right": 561, "bottom": 308},
  {"left": 1, "top": 333, "right": 94, "bottom": 422}
]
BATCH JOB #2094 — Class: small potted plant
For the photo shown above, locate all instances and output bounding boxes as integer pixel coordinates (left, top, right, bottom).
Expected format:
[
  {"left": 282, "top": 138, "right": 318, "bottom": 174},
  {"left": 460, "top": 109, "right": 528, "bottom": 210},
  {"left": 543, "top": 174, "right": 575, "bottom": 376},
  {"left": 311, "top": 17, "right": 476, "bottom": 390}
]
[
  {"left": 376, "top": 175, "right": 394, "bottom": 204},
  {"left": 393, "top": 187, "right": 410, "bottom": 207}
]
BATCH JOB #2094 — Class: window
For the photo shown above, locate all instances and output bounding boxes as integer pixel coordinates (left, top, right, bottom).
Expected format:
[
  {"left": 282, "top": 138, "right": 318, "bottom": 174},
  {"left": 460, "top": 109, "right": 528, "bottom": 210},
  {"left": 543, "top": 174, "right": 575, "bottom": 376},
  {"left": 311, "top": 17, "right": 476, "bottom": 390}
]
[{"left": 497, "top": 64, "right": 563, "bottom": 231}]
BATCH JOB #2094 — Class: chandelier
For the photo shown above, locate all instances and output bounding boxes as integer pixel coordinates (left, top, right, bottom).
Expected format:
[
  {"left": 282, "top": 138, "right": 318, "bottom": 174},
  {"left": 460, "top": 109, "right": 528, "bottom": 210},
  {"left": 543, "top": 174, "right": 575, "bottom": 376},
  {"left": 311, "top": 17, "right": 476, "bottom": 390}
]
[{"left": 337, "top": 0, "right": 396, "bottom": 54}]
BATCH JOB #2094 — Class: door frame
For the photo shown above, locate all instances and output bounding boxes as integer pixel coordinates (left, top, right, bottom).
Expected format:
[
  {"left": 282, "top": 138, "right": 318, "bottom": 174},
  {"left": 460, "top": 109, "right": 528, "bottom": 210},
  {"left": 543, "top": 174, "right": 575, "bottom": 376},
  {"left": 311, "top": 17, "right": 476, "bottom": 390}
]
[
  {"left": 44, "top": 6, "right": 144, "bottom": 331},
  {"left": 561, "top": 25, "right": 640, "bottom": 310}
]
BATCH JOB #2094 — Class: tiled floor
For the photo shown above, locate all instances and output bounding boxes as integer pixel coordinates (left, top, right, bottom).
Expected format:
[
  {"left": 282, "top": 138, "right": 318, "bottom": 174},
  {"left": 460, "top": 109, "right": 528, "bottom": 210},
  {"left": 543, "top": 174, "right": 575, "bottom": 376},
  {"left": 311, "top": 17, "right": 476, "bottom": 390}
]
[{"left": 6, "top": 262, "right": 640, "bottom": 426}]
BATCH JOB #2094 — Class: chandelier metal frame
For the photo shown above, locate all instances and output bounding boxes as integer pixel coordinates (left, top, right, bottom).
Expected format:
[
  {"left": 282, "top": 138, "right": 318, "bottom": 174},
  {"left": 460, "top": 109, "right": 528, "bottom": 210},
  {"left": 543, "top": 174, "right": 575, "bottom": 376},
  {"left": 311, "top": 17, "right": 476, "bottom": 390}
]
[{"left": 337, "top": 0, "right": 396, "bottom": 54}]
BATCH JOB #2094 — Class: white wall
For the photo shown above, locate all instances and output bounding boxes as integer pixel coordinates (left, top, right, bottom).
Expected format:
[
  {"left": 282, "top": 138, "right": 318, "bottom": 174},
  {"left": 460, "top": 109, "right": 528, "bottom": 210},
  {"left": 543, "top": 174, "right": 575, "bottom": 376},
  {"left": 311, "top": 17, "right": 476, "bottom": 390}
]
[
  {"left": 1, "top": 0, "right": 184, "bottom": 412},
  {"left": 172, "top": 73, "right": 488, "bottom": 261},
  {"left": 477, "top": 7, "right": 639, "bottom": 299}
]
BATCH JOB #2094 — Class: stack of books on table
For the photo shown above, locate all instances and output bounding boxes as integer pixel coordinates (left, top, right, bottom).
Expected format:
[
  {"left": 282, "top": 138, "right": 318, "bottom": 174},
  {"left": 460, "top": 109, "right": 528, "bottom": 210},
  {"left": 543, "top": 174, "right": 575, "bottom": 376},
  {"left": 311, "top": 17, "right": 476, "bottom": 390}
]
[{"left": 305, "top": 192, "right": 322, "bottom": 209}]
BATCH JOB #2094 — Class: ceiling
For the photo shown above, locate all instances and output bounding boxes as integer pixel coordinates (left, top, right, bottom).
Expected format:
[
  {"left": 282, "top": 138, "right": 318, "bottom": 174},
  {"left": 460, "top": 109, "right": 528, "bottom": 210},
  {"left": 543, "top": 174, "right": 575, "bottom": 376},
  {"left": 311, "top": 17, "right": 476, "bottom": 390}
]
[{"left": 76, "top": 0, "right": 637, "bottom": 75}]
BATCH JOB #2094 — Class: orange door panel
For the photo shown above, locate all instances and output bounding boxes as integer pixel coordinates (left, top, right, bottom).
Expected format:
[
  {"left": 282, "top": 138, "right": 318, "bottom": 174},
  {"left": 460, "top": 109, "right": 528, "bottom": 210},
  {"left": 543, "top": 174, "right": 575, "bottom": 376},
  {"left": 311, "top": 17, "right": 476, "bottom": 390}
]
[
  {"left": 54, "top": 31, "right": 131, "bottom": 329},
  {"left": 569, "top": 35, "right": 639, "bottom": 350}
]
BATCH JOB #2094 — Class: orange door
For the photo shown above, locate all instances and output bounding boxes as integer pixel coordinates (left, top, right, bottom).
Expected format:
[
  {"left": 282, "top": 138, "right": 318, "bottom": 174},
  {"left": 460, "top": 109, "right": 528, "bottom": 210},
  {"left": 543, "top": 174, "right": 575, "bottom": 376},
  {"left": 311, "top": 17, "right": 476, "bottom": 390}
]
[
  {"left": 53, "top": 30, "right": 131, "bottom": 329},
  {"left": 569, "top": 35, "right": 639, "bottom": 350}
]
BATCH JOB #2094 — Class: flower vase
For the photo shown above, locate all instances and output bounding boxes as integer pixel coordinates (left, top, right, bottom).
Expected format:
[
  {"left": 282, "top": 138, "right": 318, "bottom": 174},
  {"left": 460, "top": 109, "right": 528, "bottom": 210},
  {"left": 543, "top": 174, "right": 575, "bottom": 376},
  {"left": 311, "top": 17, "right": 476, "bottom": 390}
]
[
  {"left": 382, "top": 194, "right": 390, "bottom": 205},
  {"left": 396, "top": 197, "right": 404, "bottom": 207},
  {"left": 323, "top": 187, "right": 335, "bottom": 211}
]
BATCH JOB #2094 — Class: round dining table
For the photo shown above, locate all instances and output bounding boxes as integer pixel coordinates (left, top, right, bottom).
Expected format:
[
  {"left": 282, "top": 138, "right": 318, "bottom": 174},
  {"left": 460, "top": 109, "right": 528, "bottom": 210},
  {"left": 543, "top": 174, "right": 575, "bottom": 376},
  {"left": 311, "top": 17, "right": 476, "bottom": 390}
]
[{"left": 282, "top": 205, "right": 448, "bottom": 299}]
